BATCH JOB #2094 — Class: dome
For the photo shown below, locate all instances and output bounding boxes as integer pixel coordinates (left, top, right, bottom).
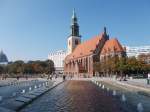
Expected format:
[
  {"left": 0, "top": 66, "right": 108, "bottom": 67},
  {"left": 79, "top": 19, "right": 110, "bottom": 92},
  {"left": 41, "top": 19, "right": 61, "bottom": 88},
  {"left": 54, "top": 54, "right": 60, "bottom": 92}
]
[{"left": 0, "top": 50, "right": 8, "bottom": 63}]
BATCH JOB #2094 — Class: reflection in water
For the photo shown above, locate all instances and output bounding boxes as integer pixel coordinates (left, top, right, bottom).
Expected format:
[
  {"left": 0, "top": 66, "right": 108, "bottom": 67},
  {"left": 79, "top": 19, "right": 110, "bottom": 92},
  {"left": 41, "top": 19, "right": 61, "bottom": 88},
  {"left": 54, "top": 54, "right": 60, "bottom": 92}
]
[{"left": 21, "top": 81, "right": 125, "bottom": 112}]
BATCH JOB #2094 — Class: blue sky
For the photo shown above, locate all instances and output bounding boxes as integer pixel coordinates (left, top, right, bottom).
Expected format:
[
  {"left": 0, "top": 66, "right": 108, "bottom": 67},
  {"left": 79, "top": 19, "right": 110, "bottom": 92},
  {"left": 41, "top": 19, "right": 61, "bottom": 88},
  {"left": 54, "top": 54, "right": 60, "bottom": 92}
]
[{"left": 0, "top": 0, "right": 150, "bottom": 61}]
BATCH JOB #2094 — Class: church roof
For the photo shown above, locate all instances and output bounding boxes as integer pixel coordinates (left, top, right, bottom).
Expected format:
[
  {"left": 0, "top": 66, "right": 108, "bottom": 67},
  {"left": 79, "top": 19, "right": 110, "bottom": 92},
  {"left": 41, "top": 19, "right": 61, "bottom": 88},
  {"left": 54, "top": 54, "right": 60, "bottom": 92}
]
[
  {"left": 101, "top": 38, "right": 124, "bottom": 55},
  {"left": 66, "top": 33, "right": 104, "bottom": 61}
]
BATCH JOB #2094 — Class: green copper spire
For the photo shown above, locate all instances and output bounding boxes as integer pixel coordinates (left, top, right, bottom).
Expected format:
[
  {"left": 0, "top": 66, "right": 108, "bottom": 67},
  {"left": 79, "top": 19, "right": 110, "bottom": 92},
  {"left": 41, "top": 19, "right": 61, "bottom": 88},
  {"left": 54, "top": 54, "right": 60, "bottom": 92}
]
[{"left": 71, "top": 8, "right": 80, "bottom": 37}]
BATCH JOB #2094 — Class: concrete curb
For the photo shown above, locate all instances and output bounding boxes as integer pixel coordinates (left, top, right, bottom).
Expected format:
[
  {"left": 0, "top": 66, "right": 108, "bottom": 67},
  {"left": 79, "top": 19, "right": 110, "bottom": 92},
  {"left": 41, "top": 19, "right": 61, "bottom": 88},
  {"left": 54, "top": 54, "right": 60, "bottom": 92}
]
[
  {"left": 95, "top": 78, "right": 150, "bottom": 93},
  {"left": 115, "top": 81, "right": 150, "bottom": 93},
  {"left": 0, "top": 80, "right": 64, "bottom": 112}
]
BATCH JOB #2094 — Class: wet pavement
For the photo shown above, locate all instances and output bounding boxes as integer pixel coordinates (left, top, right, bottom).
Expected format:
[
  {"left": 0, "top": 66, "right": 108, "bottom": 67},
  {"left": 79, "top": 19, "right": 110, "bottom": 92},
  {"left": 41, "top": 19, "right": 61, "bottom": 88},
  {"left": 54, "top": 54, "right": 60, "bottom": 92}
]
[
  {"left": 0, "top": 79, "right": 48, "bottom": 109},
  {"left": 20, "top": 80, "right": 127, "bottom": 112},
  {"left": 0, "top": 79, "right": 46, "bottom": 100}
]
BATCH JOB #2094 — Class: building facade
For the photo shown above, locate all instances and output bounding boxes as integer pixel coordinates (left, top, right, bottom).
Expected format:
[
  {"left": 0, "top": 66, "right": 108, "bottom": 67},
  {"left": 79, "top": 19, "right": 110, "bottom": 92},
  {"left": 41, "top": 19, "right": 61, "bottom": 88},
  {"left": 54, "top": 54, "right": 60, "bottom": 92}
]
[
  {"left": 64, "top": 10, "right": 125, "bottom": 77},
  {"left": 48, "top": 50, "right": 67, "bottom": 73},
  {"left": 126, "top": 46, "right": 150, "bottom": 57}
]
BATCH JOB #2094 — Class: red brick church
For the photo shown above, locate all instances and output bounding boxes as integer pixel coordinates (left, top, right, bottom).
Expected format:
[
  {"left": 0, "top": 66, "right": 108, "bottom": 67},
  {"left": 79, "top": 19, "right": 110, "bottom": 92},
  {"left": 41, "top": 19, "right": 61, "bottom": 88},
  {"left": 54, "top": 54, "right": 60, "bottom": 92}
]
[{"left": 64, "top": 10, "right": 126, "bottom": 77}]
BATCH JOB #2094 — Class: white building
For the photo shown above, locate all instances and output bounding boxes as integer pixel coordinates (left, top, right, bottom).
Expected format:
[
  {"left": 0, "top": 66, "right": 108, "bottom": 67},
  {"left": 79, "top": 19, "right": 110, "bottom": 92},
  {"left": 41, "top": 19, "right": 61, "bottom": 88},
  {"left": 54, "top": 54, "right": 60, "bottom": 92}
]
[
  {"left": 126, "top": 46, "right": 150, "bottom": 57},
  {"left": 48, "top": 50, "right": 67, "bottom": 73}
]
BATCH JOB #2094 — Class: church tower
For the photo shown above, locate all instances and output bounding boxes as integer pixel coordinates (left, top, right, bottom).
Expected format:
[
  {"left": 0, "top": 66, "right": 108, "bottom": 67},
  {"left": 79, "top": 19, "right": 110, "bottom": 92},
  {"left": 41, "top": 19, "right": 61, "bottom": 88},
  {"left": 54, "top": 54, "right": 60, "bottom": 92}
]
[{"left": 67, "top": 9, "right": 81, "bottom": 54}]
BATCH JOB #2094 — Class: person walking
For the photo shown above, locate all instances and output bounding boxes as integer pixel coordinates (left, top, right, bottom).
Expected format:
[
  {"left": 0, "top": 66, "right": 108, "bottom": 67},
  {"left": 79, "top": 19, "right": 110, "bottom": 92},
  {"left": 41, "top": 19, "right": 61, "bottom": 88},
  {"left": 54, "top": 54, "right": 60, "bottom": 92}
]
[{"left": 63, "top": 75, "right": 66, "bottom": 81}]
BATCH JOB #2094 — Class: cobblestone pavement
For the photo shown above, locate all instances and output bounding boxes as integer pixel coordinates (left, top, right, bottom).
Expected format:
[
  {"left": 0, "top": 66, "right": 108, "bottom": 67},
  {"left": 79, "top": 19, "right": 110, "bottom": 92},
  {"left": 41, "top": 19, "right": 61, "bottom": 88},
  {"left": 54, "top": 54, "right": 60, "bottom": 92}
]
[{"left": 20, "top": 80, "right": 127, "bottom": 112}]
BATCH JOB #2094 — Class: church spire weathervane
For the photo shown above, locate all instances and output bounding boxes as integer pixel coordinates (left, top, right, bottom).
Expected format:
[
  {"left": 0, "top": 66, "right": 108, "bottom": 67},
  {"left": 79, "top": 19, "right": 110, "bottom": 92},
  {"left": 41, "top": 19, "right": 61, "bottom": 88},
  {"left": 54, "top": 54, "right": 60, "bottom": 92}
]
[{"left": 72, "top": 8, "right": 76, "bottom": 19}]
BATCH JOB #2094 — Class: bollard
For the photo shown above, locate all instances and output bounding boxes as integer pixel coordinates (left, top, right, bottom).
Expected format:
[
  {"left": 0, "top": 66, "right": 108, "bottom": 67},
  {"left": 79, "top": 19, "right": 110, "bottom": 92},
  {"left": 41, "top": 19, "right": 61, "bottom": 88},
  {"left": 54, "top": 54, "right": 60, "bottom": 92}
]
[
  {"left": 112, "top": 90, "right": 116, "bottom": 96},
  {"left": 0, "top": 96, "right": 2, "bottom": 102},
  {"left": 121, "top": 94, "right": 126, "bottom": 102},
  {"left": 39, "top": 84, "right": 41, "bottom": 88},
  {"left": 137, "top": 103, "right": 144, "bottom": 112}
]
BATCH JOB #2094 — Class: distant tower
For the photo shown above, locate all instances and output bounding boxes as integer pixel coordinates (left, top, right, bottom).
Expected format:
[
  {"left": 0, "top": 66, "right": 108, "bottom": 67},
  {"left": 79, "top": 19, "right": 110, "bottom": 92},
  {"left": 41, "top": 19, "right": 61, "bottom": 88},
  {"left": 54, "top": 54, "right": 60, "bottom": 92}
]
[
  {"left": 0, "top": 50, "right": 8, "bottom": 65},
  {"left": 67, "top": 9, "right": 81, "bottom": 54},
  {"left": 103, "top": 26, "right": 109, "bottom": 40}
]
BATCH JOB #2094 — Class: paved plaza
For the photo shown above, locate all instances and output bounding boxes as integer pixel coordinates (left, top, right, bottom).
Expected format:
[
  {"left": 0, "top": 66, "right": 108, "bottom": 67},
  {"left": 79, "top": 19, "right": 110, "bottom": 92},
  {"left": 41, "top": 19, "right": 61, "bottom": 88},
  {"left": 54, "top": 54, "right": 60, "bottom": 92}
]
[{"left": 0, "top": 78, "right": 150, "bottom": 112}]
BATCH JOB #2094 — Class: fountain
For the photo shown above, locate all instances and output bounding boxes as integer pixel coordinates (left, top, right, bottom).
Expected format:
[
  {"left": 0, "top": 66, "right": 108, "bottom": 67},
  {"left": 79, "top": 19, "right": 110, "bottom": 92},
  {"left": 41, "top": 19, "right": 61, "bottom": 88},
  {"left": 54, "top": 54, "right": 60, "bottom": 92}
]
[
  {"left": 29, "top": 87, "right": 32, "bottom": 91},
  {"left": 34, "top": 85, "right": 37, "bottom": 89},
  {"left": 102, "top": 85, "right": 105, "bottom": 89},
  {"left": 137, "top": 102, "right": 144, "bottom": 112},
  {"left": 99, "top": 83, "right": 101, "bottom": 87},
  {"left": 112, "top": 90, "right": 116, "bottom": 96},
  {"left": 121, "top": 94, "right": 126, "bottom": 102},
  {"left": 0, "top": 96, "right": 2, "bottom": 102},
  {"left": 21, "top": 89, "right": 25, "bottom": 94}
]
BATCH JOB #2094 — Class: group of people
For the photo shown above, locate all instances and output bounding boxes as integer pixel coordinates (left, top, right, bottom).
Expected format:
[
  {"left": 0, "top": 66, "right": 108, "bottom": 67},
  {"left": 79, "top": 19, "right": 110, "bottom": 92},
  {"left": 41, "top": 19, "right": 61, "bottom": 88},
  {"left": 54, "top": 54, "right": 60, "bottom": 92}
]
[{"left": 47, "top": 74, "right": 66, "bottom": 81}]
